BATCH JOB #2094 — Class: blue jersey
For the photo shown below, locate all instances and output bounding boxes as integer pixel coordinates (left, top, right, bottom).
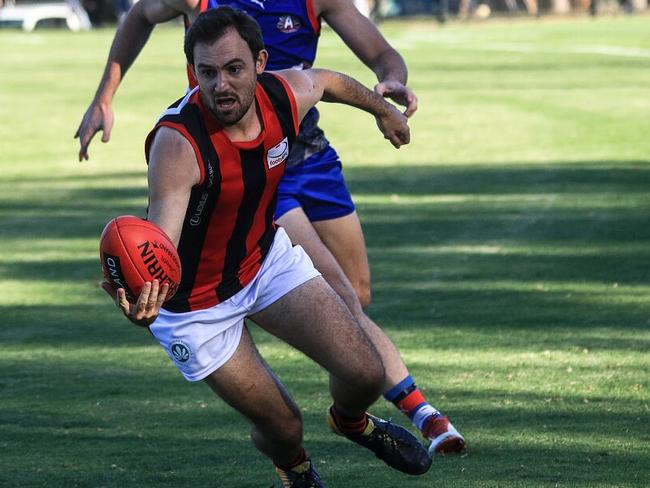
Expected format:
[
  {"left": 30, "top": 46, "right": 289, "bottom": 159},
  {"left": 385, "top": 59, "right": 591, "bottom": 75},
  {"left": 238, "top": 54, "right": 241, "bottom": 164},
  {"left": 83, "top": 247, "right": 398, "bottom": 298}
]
[{"left": 198, "top": 0, "right": 320, "bottom": 70}]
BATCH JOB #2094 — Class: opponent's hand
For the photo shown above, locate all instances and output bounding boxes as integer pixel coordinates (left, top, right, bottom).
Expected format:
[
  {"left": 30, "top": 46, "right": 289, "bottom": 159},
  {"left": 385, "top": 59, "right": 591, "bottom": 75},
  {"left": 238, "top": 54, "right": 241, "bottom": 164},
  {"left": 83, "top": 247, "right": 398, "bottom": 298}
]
[
  {"left": 375, "top": 104, "right": 410, "bottom": 149},
  {"left": 74, "top": 101, "right": 114, "bottom": 161},
  {"left": 101, "top": 280, "right": 169, "bottom": 327},
  {"left": 374, "top": 80, "right": 418, "bottom": 118}
]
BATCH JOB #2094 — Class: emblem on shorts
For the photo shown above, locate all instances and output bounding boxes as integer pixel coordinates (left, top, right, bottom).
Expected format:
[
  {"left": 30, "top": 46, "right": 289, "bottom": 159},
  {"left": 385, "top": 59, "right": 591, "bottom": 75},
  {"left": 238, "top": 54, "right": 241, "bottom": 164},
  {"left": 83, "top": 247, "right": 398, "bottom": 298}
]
[
  {"left": 267, "top": 137, "right": 289, "bottom": 169},
  {"left": 170, "top": 340, "right": 191, "bottom": 363}
]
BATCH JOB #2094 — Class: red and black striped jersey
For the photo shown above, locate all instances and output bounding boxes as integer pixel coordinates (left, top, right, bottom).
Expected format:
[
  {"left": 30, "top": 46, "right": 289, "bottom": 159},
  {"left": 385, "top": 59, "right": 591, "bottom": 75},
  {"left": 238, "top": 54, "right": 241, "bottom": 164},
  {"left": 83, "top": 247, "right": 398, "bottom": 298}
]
[{"left": 145, "top": 72, "right": 299, "bottom": 313}]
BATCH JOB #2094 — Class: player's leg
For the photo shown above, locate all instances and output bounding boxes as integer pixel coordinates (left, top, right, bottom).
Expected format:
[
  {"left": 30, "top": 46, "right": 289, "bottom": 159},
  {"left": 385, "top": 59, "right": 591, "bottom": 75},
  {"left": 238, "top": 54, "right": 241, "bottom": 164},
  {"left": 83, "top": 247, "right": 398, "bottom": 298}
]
[
  {"left": 203, "top": 326, "right": 325, "bottom": 487},
  {"left": 248, "top": 274, "right": 431, "bottom": 475},
  {"left": 277, "top": 208, "right": 464, "bottom": 453},
  {"left": 277, "top": 207, "right": 408, "bottom": 387},
  {"left": 250, "top": 275, "right": 383, "bottom": 417},
  {"left": 150, "top": 299, "right": 326, "bottom": 487},
  {"left": 311, "top": 211, "right": 372, "bottom": 308},
  {"left": 203, "top": 326, "right": 303, "bottom": 465},
  {"left": 276, "top": 149, "right": 465, "bottom": 454}
]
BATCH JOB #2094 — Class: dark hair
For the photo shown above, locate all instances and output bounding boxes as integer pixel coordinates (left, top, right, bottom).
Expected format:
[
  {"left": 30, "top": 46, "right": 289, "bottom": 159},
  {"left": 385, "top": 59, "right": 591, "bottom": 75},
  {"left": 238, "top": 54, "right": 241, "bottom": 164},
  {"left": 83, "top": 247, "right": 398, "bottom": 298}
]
[{"left": 184, "top": 6, "right": 264, "bottom": 67}]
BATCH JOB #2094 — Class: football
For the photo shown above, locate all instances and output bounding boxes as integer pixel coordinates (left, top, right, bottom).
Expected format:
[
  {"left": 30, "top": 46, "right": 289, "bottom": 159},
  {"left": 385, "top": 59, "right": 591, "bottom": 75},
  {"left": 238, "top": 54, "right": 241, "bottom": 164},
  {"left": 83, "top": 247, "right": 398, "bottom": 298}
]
[{"left": 99, "top": 215, "right": 181, "bottom": 302}]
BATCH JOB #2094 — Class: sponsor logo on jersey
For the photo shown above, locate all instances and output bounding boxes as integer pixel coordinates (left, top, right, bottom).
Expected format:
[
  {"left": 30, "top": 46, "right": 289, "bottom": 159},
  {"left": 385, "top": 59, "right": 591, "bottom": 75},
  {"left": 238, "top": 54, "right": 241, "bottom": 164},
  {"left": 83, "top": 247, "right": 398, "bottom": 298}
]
[
  {"left": 206, "top": 161, "right": 215, "bottom": 188},
  {"left": 277, "top": 15, "right": 301, "bottom": 34},
  {"left": 190, "top": 192, "right": 209, "bottom": 226},
  {"left": 170, "top": 340, "right": 192, "bottom": 364},
  {"left": 249, "top": 0, "right": 265, "bottom": 8},
  {"left": 267, "top": 137, "right": 289, "bottom": 169}
]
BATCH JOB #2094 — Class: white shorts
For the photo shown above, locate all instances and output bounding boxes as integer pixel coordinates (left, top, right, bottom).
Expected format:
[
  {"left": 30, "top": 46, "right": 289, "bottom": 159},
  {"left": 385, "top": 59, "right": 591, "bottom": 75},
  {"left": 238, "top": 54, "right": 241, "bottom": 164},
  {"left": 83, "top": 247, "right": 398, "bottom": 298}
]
[{"left": 149, "top": 227, "right": 321, "bottom": 382}]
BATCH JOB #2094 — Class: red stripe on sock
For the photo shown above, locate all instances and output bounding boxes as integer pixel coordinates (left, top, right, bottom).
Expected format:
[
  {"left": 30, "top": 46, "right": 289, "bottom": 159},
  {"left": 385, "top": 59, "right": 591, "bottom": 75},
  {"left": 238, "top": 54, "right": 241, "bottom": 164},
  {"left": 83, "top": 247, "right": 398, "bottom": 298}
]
[
  {"left": 396, "top": 389, "right": 426, "bottom": 415},
  {"left": 276, "top": 448, "right": 308, "bottom": 471},
  {"left": 331, "top": 407, "right": 368, "bottom": 434}
]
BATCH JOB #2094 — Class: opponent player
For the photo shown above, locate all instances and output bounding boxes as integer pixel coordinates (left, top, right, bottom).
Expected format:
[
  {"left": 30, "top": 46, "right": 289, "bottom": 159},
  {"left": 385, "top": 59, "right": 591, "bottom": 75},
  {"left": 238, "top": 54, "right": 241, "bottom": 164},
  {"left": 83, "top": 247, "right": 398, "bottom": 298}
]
[
  {"left": 78, "top": 0, "right": 465, "bottom": 454},
  {"left": 104, "top": 7, "right": 431, "bottom": 486}
]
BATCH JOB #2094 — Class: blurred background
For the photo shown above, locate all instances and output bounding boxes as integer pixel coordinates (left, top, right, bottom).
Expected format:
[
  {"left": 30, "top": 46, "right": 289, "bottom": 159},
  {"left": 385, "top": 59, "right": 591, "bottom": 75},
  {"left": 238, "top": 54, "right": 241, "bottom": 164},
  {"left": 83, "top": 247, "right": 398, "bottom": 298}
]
[
  {"left": 1, "top": 0, "right": 648, "bottom": 486},
  {"left": 0, "top": 0, "right": 647, "bottom": 32}
]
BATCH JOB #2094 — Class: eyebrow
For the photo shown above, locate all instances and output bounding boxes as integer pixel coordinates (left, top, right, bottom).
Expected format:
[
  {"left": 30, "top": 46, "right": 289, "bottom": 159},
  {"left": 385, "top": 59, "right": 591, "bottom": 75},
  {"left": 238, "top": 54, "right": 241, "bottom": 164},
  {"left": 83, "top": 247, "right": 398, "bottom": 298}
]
[{"left": 197, "top": 58, "right": 246, "bottom": 70}]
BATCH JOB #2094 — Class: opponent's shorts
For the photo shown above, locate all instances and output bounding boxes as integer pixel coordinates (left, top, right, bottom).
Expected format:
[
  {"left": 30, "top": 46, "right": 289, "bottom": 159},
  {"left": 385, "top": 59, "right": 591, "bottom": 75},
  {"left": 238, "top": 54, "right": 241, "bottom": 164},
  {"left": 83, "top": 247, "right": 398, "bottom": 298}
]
[
  {"left": 149, "top": 227, "right": 321, "bottom": 382},
  {"left": 274, "top": 145, "right": 356, "bottom": 223}
]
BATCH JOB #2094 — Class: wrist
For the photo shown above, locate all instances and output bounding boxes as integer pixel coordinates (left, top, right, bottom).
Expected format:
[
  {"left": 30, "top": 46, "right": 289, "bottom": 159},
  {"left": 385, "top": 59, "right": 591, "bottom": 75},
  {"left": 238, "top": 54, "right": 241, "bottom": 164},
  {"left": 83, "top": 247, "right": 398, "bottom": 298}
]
[
  {"left": 94, "top": 64, "right": 122, "bottom": 105},
  {"left": 373, "top": 96, "right": 394, "bottom": 117}
]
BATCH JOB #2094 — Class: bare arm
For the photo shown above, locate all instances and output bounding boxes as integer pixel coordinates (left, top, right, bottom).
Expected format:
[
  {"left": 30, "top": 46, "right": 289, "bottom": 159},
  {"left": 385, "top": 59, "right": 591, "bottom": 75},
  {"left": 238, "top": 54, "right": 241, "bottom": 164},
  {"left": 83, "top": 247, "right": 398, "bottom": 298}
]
[
  {"left": 146, "top": 126, "right": 199, "bottom": 246},
  {"left": 75, "top": 0, "right": 195, "bottom": 161},
  {"left": 276, "top": 68, "right": 409, "bottom": 148},
  {"left": 103, "top": 127, "right": 199, "bottom": 326},
  {"left": 316, "top": 0, "right": 417, "bottom": 116}
]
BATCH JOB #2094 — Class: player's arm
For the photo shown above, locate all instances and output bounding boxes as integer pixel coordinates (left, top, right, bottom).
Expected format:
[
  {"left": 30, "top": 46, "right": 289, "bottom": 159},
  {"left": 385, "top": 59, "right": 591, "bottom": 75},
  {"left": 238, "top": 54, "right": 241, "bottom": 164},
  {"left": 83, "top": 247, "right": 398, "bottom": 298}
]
[
  {"left": 276, "top": 68, "right": 409, "bottom": 148},
  {"left": 146, "top": 126, "right": 199, "bottom": 247},
  {"left": 103, "top": 127, "right": 199, "bottom": 326},
  {"left": 315, "top": 0, "right": 417, "bottom": 117},
  {"left": 74, "top": 0, "right": 198, "bottom": 161}
]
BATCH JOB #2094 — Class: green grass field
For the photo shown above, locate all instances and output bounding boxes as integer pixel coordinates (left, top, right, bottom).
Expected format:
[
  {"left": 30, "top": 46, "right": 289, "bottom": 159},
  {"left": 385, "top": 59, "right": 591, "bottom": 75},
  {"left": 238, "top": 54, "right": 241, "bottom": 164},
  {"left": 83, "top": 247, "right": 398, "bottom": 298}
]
[{"left": 1, "top": 15, "right": 650, "bottom": 487}]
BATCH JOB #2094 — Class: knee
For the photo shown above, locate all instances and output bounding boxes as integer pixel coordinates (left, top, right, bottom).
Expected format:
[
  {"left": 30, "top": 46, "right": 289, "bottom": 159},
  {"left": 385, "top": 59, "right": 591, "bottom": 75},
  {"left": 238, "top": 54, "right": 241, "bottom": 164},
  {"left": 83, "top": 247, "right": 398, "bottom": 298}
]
[
  {"left": 353, "top": 279, "right": 372, "bottom": 309},
  {"left": 275, "top": 414, "right": 304, "bottom": 447},
  {"left": 255, "top": 406, "right": 303, "bottom": 448},
  {"left": 346, "top": 349, "right": 385, "bottom": 400}
]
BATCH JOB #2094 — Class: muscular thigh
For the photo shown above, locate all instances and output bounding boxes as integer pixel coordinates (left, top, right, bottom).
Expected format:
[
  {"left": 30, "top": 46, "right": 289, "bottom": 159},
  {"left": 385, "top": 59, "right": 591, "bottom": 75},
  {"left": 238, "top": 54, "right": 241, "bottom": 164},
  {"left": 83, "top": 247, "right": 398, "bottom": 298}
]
[
  {"left": 248, "top": 276, "right": 379, "bottom": 384},
  {"left": 203, "top": 326, "right": 300, "bottom": 425},
  {"left": 312, "top": 212, "right": 370, "bottom": 299}
]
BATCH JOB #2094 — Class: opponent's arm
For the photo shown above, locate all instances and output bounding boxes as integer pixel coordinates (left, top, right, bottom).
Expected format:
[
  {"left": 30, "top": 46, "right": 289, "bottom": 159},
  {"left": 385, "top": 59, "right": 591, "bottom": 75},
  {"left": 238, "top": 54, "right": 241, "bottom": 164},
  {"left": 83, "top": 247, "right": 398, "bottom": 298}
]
[
  {"left": 276, "top": 68, "right": 409, "bottom": 148},
  {"left": 315, "top": 0, "right": 417, "bottom": 116},
  {"left": 102, "top": 127, "right": 199, "bottom": 326},
  {"left": 75, "top": 0, "right": 197, "bottom": 161}
]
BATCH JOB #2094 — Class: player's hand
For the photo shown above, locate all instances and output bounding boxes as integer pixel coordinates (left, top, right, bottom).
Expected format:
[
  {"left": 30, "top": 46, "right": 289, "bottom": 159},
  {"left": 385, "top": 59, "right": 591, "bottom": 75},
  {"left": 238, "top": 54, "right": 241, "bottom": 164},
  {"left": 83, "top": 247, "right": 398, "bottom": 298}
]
[
  {"left": 74, "top": 100, "right": 114, "bottom": 161},
  {"left": 374, "top": 81, "right": 418, "bottom": 118},
  {"left": 101, "top": 280, "right": 169, "bottom": 327},
  {"left": 375, "top": 104, "right": 410, "bottom": 149}
]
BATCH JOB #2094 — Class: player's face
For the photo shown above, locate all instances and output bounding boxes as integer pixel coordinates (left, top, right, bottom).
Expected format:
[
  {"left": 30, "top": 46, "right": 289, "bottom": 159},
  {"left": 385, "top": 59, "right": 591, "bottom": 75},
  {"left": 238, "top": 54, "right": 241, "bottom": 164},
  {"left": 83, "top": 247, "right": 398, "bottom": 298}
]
[{"left": 193, "top": 28, "right": 267, "bottom": 126}]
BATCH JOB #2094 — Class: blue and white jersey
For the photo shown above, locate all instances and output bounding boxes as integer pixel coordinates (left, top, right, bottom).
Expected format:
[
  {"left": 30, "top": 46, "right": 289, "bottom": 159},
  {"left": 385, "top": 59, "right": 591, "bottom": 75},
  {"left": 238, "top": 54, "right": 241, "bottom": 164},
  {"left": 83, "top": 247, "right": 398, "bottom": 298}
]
[{"left": 197, "top": 0, "right": 320, "bottom": 70}]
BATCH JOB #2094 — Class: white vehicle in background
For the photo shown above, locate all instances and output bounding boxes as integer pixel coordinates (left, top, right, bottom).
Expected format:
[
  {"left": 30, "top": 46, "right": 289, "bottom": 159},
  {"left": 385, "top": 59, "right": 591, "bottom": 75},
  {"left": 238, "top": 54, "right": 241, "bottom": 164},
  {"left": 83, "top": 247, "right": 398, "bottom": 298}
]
[{"left": 0, "top": 0, "right": 91, "bottom": 31}]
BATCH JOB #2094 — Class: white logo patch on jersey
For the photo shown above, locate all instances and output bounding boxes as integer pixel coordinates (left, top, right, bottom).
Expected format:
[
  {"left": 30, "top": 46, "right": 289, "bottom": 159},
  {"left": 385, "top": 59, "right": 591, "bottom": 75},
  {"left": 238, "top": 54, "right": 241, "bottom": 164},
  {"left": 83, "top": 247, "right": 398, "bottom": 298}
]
[
  {"left": 267, "top": 137, "right": 289, "bottom": 169},
  {"left": 277, "top": 14, "right": 301, "bottom": 34}
]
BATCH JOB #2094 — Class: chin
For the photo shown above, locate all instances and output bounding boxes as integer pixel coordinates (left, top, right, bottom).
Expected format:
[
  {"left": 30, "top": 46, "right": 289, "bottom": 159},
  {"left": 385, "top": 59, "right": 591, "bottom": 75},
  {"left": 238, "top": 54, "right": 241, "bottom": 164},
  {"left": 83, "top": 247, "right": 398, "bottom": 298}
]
[
  {"left": 217, "top": 108, "right": 247, "bottom": 126},
  {"left": 216, "top": 113, "right": 241, "bottom": 126}
]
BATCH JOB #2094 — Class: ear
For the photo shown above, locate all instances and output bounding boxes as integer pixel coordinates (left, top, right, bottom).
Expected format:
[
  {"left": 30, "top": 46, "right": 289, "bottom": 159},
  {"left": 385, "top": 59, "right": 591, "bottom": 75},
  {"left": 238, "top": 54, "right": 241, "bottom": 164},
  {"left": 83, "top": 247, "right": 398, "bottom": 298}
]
[{"left": 255, "top": 49, "right": 268, "bottom": 74}]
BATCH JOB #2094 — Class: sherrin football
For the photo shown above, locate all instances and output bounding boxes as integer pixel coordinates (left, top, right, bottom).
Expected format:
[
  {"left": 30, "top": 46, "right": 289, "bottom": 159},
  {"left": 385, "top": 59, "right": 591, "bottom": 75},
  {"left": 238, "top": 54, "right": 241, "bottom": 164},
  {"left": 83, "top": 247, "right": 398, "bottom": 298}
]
[{"left": 99, "top": 215, "right": 181, "bottom": 302}]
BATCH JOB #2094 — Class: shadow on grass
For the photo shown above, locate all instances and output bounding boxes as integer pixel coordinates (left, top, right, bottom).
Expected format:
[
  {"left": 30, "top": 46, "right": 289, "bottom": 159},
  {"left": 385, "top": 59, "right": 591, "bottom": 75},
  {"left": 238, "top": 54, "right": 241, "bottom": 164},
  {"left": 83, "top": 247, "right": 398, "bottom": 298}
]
[
  {"left": 345, "top": 161, "right": 650, "bottom": 196},
  {"left": 2, "top": 283, "right": 649, "bottom": 348},
  {"left": 1, "top": 356, "right": 648, "bottom": 487},
  {"left": 1, "top": 160, "right": 649, "bottom": 347}
]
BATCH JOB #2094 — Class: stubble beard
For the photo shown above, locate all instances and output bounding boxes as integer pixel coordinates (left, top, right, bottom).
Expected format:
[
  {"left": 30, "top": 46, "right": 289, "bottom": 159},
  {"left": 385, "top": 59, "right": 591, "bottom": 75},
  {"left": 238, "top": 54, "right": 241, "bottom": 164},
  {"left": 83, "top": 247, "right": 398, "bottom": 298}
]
[{"left": 202, "top": 83, "right": 256, "bottom": 127}]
